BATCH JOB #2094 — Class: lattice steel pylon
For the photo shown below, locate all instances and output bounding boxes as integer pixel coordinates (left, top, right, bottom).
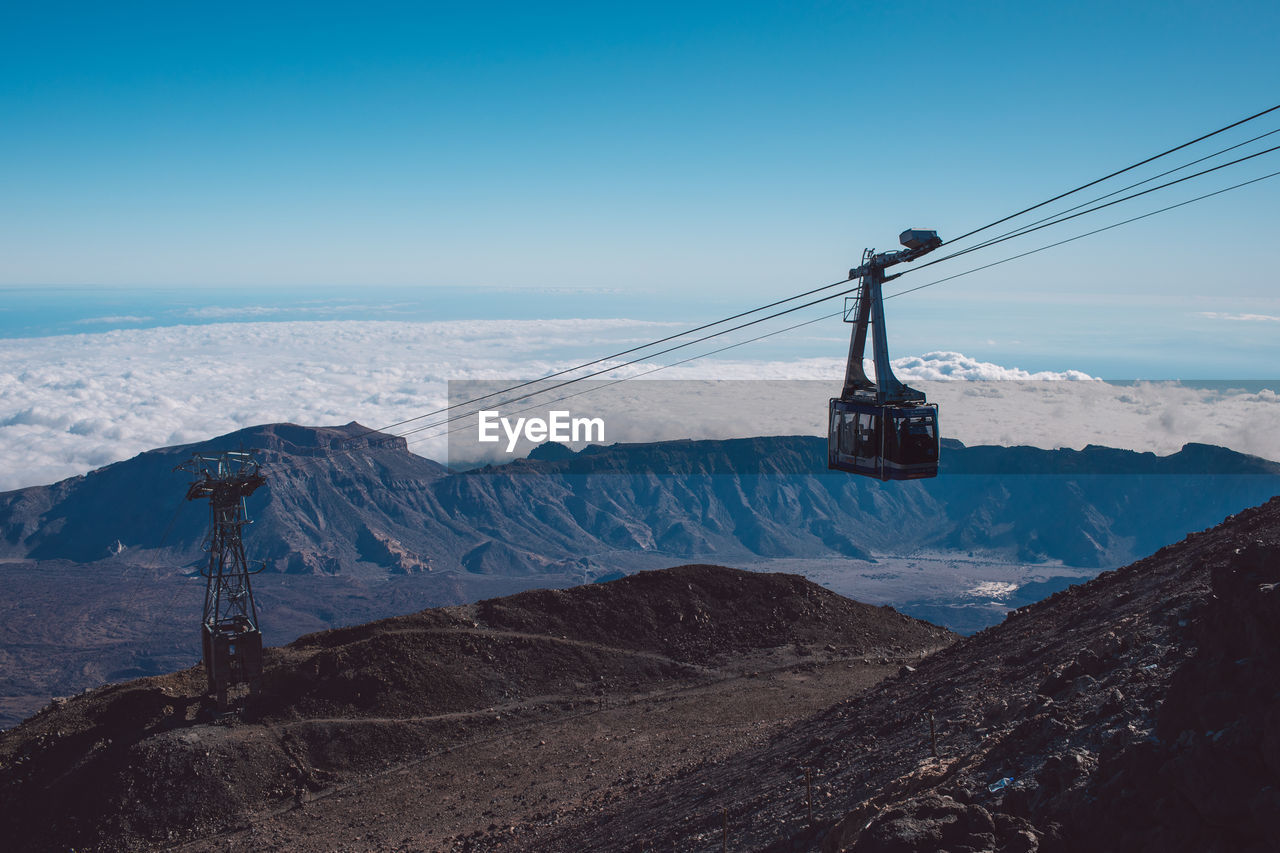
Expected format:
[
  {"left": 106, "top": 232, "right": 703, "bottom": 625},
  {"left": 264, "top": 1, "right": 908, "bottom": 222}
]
[{"left": 178, "top": 450, "right": 267, "bottom": 709}]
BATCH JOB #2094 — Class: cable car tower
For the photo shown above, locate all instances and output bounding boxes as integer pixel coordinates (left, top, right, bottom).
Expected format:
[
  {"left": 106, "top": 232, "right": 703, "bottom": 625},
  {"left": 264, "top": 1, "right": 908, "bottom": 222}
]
[
  {"left": 829, "top": 229, "right": 943, "bottom": 480},
  {"left": 178, "top": 450, "right": 266, "bottom": 709}
]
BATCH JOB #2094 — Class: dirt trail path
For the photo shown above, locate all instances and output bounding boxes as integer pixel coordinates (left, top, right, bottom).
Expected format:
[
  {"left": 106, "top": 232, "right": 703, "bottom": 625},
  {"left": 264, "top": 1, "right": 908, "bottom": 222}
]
[{"left": 171, "top": 652, "right": 901, "bottom": 852}]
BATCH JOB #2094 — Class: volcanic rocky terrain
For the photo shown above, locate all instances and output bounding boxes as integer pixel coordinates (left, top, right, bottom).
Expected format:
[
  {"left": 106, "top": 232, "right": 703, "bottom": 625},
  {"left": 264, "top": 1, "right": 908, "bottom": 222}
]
[
  {"left": 4, "top": 422, "right": 1279, "bottom": 729},
  {"left": 3, "top": 495, "right": 1280, "bottom": 851},
  {"left": 0, "top": 565, "right": 955, "bottom": 852},
  {"left": 530, "top": 497, "right": 1280, "bottom": 853}
]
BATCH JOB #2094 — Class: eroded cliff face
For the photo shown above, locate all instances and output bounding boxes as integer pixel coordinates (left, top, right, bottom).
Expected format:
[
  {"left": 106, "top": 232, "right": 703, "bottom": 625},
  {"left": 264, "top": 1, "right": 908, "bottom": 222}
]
[{"left": 4, "top": 425, "right": 1278, "bottom": 577}]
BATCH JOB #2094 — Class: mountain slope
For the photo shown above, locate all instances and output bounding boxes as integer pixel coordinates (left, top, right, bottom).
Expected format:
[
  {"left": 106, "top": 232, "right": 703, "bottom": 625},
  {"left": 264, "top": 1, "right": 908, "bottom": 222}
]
[
  {"left": 526, "top": 496, "right": 1280, "bottom": 852},
  {"left": 3, "top": 425, "right": 1278, "bottom": 574},
  {"left": 0, "top": 422, "right": 449, "bottom": 571},
  {"left": 6, "top": 496, "right": 1279, "bottom": 852},
  {"left": 0, "top": 565, "right": 954, "bottom": 852}
]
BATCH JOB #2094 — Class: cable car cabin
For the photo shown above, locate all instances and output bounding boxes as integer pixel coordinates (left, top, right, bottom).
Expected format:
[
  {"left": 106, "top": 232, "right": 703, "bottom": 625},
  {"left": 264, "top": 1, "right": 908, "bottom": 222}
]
[
  {"left": 828, "top": 398, "right": 939, "bottom": 480},
  {"left": 828, "top": 228, "right": 945, "bottom": 481}
]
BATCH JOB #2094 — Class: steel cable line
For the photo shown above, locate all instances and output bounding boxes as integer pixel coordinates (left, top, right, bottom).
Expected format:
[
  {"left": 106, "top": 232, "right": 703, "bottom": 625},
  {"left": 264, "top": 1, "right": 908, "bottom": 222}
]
[
  {"left": 263, "top": 306, "right": 846, "bottom": 469},
  {"left": 943, "top": 102, "right": 1280, "bottom": 246},
  {"left": 284, "top": 103, "right": 1280, "bottom": 462},
  {"left": 933, "top": 125, "right": 1280, "bottom": 262},
  {"left": 364, "top": 106, "right": 1280, "bottom": 444},
  {"left": 402, "top": 308, "right": 843, "bottom": 449},
  {"left": 391, "top": 143, "right": 1280, "bottom": 440},
  {"left": 340, "top": 105, "right": 1280, "bottom": 448},
  {"left": 885, "top": 168, "right": 1280, "bottom": 302},
  {"left": 264, "top": 310, "right": 845, "bottom": 469},
  {"left": 262, "top": 161, "right": 1280, "bottom": 479},
  {"left": 390, "top": 283, "right": 868, "bottom": 439},
  {"left": 908, "top": 140, "right": 1280, "bottom": 273},
  {"left": 403, "top": 165, "right": 1280, "bottom": 448},
  {"left": 339, "top": 273, "right": 853, "bottom": 443}
]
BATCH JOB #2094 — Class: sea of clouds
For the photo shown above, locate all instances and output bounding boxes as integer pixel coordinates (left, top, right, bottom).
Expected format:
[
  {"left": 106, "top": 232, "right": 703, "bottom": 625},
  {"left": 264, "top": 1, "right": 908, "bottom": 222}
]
[{"left": 1, "top": 319, "right": 1277, "bottom": 491}]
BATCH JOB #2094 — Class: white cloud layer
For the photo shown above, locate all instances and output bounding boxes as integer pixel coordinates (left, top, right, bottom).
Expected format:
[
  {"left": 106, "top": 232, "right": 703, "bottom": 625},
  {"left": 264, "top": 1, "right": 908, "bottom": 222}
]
[
  {"left": 0, "top": 319, "right": 675, "bottom": 490},
  {"left": 181, "top": 303, "right": 411, "bottom": 319},
  {"left": 1197, "top": 311, "right": 1280, "bottom": 323},
  {"left": 0, "top": 320, "right": 1277, "bottom": 492},
  {"left": 891, "top": 352, "right": 1096, "bottom": 381},
  {"left": 73, "top": 315, "right": 153, "bottom": 325},
  {"left": 445, "top": 369, "right": 1280, "bottom": 469}
]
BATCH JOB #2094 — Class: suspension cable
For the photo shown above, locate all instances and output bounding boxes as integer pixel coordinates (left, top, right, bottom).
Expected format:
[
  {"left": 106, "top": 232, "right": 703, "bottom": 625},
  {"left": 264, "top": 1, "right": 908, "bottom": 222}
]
[
  {"left": 944, "top": 102, "right": 1280, "bottom": 245},
  {"left": 400, "top": 166, "right": 1280, "bottom": 445},
  {"left": 404, "top": 309, "right": 843, "bottom": 448},
  {"left": 393, "top": 153, "right": 1280, "bottom": 439},
  {"left": 261, "top": 156, "right": 1280, "bottom": 478},
  {"left": 364, "top": 106, "right": 1280, "bottom": 442},
  {"left": 285, "top": 103, "right": 1280, "bottom": 457},
  {"left": 886, "top": 168, "right": 1280, "bottom": 301},
  {"left": 340, "top": 272, "right": 850, "bottom": 442},
  {"left": 910, "top": 141, "right": 1280, "bottom": 272},
  {"left": 937, "top": 125, "right": 1280, "bottom": 262},
  {"left": 391, "top": 283, "right": 865, "bottom": 439}
]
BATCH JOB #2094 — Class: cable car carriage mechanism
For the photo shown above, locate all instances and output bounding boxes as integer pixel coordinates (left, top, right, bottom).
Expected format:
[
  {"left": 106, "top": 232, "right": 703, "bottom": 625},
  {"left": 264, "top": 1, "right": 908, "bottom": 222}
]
[{"left": 829, "top": 229, "right": 943, "bottom": 481}]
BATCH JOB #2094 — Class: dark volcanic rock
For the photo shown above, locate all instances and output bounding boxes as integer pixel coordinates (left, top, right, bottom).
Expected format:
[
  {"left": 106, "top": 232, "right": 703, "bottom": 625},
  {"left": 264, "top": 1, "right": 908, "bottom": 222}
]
[
  {"left": 7, "top": 493, "right": 1280, "bottom": 852},
  {"left": 0, "top": 565, "right": 954, "bottom": 853},
  {"left": 848, "top": 794, "right": 1040, "bottom": 853},
  {"left": 1056, "top": 537, "right": 1280, "bottom": 852},
  {"left": 527, "top": 496, "right": 1280, "bottom": 853},
  {"left": 477, "top": 565, "right": 952, "bottom": 664}
]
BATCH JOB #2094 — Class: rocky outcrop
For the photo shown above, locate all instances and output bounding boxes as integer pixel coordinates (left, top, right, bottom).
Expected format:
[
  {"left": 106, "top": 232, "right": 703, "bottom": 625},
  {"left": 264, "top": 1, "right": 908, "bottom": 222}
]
[
  {"left": 845, "top": 795, "right": 1041, "bottom": 853},
  {"left": 532, "top": 497, "right": 1280, "bottom": 853},
  {"left": 1047, "top": 538, "right": 1280, "bottom": 852}
]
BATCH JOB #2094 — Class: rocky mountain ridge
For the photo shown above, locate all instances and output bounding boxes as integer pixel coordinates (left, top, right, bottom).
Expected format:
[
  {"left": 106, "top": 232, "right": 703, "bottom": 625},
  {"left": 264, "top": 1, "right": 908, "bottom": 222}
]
[{"left": 3, "top": 423, "right": 1278, "bottom": 575}]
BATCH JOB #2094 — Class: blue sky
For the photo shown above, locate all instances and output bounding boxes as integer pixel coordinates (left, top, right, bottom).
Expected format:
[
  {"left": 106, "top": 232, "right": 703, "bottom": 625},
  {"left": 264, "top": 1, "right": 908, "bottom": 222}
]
[{"left": 2, "top": 2, "right": 1279, "bottom": 378}]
